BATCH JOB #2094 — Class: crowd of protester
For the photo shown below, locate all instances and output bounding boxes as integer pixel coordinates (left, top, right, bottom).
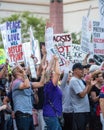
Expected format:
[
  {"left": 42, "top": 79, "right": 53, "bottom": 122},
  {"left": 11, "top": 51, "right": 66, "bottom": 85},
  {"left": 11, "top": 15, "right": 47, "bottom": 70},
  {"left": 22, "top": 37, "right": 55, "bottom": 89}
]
[{"left": 0, "top": 46, "right": 104, "bottom": 130}]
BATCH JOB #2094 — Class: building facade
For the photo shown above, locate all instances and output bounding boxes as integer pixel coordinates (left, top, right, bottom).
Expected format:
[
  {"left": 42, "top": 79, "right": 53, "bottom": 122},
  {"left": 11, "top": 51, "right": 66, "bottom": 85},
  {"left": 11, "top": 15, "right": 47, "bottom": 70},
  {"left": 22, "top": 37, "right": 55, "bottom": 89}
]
[{"left": 0, "top": 0, "right": 99, "bottom": 32}]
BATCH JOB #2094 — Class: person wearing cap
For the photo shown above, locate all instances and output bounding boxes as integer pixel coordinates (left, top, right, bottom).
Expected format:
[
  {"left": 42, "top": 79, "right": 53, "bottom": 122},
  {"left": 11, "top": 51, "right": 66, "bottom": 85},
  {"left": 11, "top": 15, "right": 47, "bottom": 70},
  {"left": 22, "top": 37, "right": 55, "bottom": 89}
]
[
  {"left": 69, "top": 63, "right": 91, "bottom": 130},
  {"left": 11, "top": 63, "right": 47, "bottom": 130}
]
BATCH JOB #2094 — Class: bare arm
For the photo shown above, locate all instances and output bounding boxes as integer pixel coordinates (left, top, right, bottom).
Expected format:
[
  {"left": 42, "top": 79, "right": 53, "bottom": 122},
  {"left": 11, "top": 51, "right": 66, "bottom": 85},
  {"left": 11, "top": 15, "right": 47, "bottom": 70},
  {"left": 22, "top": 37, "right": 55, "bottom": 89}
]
[
  {"left": 90, "top": 91, "right": 99, "bottom": 102},
  {"left": 32, "top": 61, "right": 47, "bottom": 88},
  {"left": 100, "top": 98, "right": 104, "bottom": 117},
  {"left": 78, "top": 85, "right": 90, "bottom": 98},
  {"left": 52, "top": 56, "right": 61, "bottom": 86},
  {"left": 82, "top": 53, "right": 90, "bottom": 65}
]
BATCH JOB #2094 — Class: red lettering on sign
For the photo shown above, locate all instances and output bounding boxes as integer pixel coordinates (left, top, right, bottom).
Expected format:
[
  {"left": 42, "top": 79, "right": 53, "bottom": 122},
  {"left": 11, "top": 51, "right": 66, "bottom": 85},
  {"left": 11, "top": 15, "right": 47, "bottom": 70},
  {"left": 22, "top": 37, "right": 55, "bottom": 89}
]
[
  {"left": 93, "top": 38, "right": 104, "bottom": 43},
  {"left": 8, "top": 44, "right": 23, "bottom": 62},
  {"left": 94, "top": 49, "right": 104, "bottom": 54}
]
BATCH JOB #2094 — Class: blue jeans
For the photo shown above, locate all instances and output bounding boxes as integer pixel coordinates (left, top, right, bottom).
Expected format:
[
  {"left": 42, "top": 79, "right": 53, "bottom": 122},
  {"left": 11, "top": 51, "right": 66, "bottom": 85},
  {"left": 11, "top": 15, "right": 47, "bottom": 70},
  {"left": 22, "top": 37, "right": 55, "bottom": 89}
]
[
  {"left": 15, "top": 115, "right": 34, "bottom": 130},
  {"left": 44, "top": 116, "right": 62, "bottom": 130}
]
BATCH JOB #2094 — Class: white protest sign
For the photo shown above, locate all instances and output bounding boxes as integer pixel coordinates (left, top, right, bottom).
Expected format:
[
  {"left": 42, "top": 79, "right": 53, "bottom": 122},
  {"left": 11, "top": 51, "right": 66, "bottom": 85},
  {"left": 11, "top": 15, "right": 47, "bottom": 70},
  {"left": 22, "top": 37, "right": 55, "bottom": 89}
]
[
  {"left": 81, "top": 16, "right": 92, "bottom": 54},
  {"left": 0, "top": 21, "right": 23, "bottom": 64},
  {"left": 53, "top": 33, "right": 72, "bottom": 67},
  {"left": 71, "top": 44, "right": 86, "bottom": 63},
  {"left": 22, "top": 42, "right": 37, "bottom": 78},
  {"left": 92, "top": 21, "right": 104, "bottom": 55},
  {"left": 34, "top": 40, "right": 41, "bottom": 65},
  {"left": 45, "top": 27, "right": 54, "bottom": 61},
  {"left": 30, "top": 27, "right": 41, "bottom": 64},
  {"left": 98, "top": 0, "right": 104, "bottom": 22}
]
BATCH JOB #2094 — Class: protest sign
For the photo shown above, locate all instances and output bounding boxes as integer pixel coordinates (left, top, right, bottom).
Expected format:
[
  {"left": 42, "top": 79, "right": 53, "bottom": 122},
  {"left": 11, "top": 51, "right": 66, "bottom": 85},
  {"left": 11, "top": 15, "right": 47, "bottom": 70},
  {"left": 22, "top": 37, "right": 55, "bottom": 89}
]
[
  {"left": 8, "top": 44, "right": 23, "bottom": 63},
  {"left": 0, "top": 20, "right": 23, "bottom": 64},
  {"left": 98, "top": 0, "right": 104, "bottom": 22},
  {"left": 30, "top": 27, "right": 41, "bottom": 64},
  {"left": 71, "top": 44, "right": 86, "bottom": 64},
  {"left": 92, "top": 21, "right": 104, "bottom": 55},
  {"left": 53, "top": 33, "right": 72, "bottom": 66},
  {"left": 45, "top": 27, "right": 54, "bottom": 61},
  {"left": 22, "top": 42, "right": 37, "bottom": 78},
  {"left": 81, "top": 16, "right": 92, "bottom": 54}
]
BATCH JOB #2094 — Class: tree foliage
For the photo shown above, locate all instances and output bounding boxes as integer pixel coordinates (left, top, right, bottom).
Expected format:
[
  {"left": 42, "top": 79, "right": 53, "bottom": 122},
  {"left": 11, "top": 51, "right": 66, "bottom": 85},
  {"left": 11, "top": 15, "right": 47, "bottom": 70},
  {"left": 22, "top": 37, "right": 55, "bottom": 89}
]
[
  {"left": 71, "top": 32, "right": 81, "bottom": 44},
  {"left": 0, "top": 11, "right": 81, "bottom": 49},
  {"left": 0, "top": 11, "right": 46, "bottom": 48}
]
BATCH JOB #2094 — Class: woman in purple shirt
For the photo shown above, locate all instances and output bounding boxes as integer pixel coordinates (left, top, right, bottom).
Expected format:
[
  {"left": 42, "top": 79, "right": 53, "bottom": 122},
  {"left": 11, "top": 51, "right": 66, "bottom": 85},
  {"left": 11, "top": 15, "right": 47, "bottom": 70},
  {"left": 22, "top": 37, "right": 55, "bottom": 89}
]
[{"left": 43, "top": 55, "right": 62, "bottom": 130}]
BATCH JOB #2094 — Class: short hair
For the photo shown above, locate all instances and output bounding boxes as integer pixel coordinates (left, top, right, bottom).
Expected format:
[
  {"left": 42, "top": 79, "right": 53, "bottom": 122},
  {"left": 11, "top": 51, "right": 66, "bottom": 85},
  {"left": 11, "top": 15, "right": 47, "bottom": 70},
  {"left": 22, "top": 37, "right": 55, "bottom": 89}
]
[
  {"left": 72, "top": 63, "right": 83, "bottom": 71},
  {"left": 89, "top": 58, "right": 95, "bottom": 63}
]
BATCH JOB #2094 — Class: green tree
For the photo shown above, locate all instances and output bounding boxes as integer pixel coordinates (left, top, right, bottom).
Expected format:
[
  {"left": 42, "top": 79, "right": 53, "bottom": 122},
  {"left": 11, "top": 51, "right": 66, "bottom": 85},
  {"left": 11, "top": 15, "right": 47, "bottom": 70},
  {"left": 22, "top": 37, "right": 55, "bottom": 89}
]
[
  {"left": 71, "top": 32, "right": 81, "bottom": 44},
  {"left": 0, "top": 11, "right": 46, "bottom": 48}
]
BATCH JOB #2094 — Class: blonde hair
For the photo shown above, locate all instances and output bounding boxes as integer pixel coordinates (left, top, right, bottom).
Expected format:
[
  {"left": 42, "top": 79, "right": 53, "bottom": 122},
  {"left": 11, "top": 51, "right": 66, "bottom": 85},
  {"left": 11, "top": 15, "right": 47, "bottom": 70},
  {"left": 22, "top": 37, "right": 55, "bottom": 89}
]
[{"left": 91, "top": 70, "right": 102, "bottom": 80}]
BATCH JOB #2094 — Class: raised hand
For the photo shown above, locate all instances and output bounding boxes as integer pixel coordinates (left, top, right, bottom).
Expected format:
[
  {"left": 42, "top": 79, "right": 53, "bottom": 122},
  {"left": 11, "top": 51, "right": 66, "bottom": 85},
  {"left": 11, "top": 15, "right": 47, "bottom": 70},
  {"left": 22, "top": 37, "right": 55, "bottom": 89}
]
[
  {"left": 65, "top": 60, "right": 70, "bottom": 67},
  {"left": 42, "top": 60, "right": 48, "bottom": 70},
  {"left": 41, "top": 45, "right": 47, "bottom": 56},
  {"left": 31, "top": 54, "right": 38, "bottom": 64},
  {"left": 46, "top": 20, "right": 54, "bottom": 28},
  {"left": 53, "top": 55, "right": 58, "bottom": 61}
]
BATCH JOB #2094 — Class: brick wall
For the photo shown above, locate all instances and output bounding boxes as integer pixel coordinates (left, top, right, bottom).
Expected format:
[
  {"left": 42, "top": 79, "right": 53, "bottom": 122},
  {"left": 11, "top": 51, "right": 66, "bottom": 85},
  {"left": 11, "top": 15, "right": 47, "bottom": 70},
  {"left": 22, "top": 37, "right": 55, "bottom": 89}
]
[{"left": 50, "top": 0, "right": 63, "bottom": 33}]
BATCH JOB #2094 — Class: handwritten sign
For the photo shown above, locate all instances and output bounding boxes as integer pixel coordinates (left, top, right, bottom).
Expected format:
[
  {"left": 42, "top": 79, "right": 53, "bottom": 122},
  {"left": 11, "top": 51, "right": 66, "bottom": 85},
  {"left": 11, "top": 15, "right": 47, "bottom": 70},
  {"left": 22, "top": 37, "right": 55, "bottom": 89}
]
[
  {"left": 53, "top": 33, "right": 72, "bottom": 66},
  {"left": 8, "top": 44, "right": 23, "bottom": 62},
  {"left": 0, "top": 20, "right": 23, "bottom": 64},
  {"left": 71, "top": 44, "right": 86, "bottom": 63},
  {"left": 93, "top": 21, "right": 104, "bottom": 55}
]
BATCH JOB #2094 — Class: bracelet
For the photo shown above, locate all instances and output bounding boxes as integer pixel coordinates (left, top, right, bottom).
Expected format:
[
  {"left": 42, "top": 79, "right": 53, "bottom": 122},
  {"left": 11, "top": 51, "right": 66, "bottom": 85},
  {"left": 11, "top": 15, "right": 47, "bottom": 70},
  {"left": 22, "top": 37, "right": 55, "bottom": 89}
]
[{"left": 24, "top": 75, "right": 28, "bottom": 79}]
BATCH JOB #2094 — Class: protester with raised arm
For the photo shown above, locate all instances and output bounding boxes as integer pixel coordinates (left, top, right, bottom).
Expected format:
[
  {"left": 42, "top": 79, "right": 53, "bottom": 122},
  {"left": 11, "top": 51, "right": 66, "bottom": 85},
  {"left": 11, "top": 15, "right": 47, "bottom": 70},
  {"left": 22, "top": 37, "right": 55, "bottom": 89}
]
[
  {"left": 11, "top": 63, "right": 47, "bottom": 130},
  {"left": 43, "top": 55, "right": 62, "bottom": 130}
]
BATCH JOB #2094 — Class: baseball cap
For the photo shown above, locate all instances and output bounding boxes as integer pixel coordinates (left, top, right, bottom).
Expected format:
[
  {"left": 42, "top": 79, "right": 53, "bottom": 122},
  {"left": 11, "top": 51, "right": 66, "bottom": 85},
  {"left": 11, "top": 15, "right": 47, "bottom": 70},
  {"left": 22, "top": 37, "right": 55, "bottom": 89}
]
[{"left": 72, "top": 63, "right": 83, "bottom": 71}]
